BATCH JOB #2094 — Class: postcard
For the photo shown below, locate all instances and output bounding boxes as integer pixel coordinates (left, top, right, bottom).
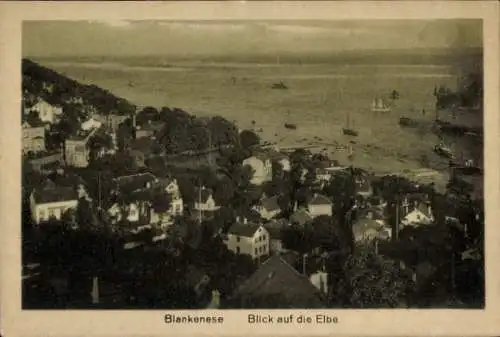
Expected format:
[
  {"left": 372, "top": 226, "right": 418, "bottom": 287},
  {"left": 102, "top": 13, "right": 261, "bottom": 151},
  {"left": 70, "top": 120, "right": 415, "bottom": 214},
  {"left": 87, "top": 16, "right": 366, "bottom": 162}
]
[{"left": 1, "top": 1, "right": 499, "bottom": 336}]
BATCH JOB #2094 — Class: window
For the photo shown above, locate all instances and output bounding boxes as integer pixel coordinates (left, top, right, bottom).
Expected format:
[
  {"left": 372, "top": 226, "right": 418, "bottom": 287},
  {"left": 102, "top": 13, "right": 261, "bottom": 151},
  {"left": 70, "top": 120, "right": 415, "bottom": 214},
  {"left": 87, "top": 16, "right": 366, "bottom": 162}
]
[
  {"left": 255, "top": 248, "right": 258, "bottom": 255},
  {"left": 262, "top": 235, "right": 266, "bottom": 242},
  {"left": 48, "top": 208, "right": 56, "bottom": 218},
  {"left": 236, "top": 236, "right": 241, "bottom": 242},
  {"left": 236, "top": 247, "right": 240, "bottom": 254},
  {"left": 38, "top": 209, "right": 46, "bottom": 221}
]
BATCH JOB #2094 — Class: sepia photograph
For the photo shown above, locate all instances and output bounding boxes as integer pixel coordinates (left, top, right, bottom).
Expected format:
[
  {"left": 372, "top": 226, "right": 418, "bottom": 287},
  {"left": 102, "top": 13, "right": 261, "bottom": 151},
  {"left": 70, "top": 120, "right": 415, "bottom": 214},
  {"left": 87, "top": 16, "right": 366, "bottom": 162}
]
[
  {"left": 20, "top": 17, "right": 485, "bottom": 310},
  {"left": 1, "top": 1, "right": 499, "bottom": 336}
]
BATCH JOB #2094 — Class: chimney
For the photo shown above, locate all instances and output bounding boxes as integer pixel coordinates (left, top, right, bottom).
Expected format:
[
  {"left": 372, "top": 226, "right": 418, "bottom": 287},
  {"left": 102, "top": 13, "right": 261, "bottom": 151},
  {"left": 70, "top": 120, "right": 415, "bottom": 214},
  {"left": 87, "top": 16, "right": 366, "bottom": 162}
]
[
  {"left": 132, "top": 113, "right": 136, "bottom": 128},
  {"left": 243, "top": 218, "right": 248, "bottom": 225},
  {"left": 91, "top": 276, "right": 99, "bottom": 304}
]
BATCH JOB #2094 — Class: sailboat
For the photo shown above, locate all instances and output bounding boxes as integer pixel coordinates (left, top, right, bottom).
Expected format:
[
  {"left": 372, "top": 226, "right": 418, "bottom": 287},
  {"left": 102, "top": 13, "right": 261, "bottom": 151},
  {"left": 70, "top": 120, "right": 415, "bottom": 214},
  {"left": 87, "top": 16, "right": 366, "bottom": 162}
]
[
  {"left": 371, "top": 97, "right": 391, "bottom": 112},
  {"left": 271, "top": 55, "right": 288, "bottom": 89},
  {"left": 341, "top": 88, "right": 358, "bottom": 137}
]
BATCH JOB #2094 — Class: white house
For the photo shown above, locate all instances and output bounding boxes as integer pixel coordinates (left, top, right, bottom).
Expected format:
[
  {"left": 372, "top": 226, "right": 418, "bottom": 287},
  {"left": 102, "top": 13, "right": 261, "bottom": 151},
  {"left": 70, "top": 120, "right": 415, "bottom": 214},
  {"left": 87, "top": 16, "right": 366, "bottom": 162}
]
[
  {"left": 29, "top": 180, "right": 79, "bottom": 224},
  {"left": 242, "top": 154, "right": 273, "bottom": 186},
  {"left": 252, "top": 195, "right": 282, "bottom": 220},
  {"left": 193, "top": 187, "right": 220, "bottom": 212},
  {"left": 307, "top": 194, "right": 333, "bottom": 218},
  {"left": 225, "top": 219, "right": 270, "bottom": 260},
  {"left": 29, "top": 99, "right": 63, "bottom": 124},
  {"left": 400, "top": 199, "right": 434, "bottom": 228}
]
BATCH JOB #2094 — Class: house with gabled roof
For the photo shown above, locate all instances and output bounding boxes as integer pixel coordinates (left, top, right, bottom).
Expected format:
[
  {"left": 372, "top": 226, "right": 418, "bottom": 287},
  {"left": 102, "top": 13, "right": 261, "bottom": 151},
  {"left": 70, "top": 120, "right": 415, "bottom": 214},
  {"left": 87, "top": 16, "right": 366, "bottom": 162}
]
[
  {"left": 28, "top": 98, "right": 63, "bottom": 124},
  {"left": 306, "top": 193, "right": 332, "bottom": 218},
  {"left": 252, "top": 195, "right": 282, "bottom": 220},
  {"left": 352, "top": 214, "right": 392, "bottom": 243},
  {"left": 224, "top": 218, "right": 269, "bottom": 260},
  {"left": 22, "top": 118, "right": 47, "bottom": 154},
  {"left": 289, "top": 209, "right": 313, "bottom": 227},
  {"left": 227, "top": 255, "right": 326, "bottom": 308},
  {"left": 400, "top": 197, "right": 434, "bottom": 228},
  {"left": 29, "top": 179, "right": 79, "bottom": 224}
]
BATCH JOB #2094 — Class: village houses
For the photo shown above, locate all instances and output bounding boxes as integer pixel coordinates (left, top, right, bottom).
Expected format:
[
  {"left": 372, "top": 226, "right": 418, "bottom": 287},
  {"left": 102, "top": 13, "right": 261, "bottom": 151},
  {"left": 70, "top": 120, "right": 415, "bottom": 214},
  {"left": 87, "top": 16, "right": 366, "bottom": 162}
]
[
  {"left": 242, "top": 154, "right": 273, "bottom": 186},
  {"left": 224, "top": 218, "right": 270, "bottom": 260},
  {"left": 227, "top": 255, "right": 326, "bottom": 308},
  {"left": 27, "top": 98, "right": 63, "bottom": 124},
  {"left": 29, "top": 179, "right": 86, "bottom": 224},
  {"left": 306, "top": 193, "right": 333, "bottom": 218},
  {"left": 22, "top": 119, "right": 46, "bottom": 154},
  {"left": 399, "top": 195, "right": 434, "bottom": 228},
  {"left": 352, "top": 208, "right": 392, "bottom": 243},
  {"left": 107, "top": 173, "right": 184, "bottom": 230},
  {"left": 64, "top": 120, "right": 102, "bottom": 168},
  {"left": 252, "top": 194, "right": 282, "bottom": 220}
]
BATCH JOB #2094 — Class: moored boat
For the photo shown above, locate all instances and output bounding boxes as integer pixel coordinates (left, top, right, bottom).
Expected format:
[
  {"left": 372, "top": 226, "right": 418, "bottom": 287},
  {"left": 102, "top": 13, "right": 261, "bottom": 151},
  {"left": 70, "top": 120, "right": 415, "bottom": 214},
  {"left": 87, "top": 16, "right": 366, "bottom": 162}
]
[
  {"left": 434, "top": 142, "right": 454, "bottom": 159},
  {"left": 371, "top": 97, "right": 391, "bottom": 112}
]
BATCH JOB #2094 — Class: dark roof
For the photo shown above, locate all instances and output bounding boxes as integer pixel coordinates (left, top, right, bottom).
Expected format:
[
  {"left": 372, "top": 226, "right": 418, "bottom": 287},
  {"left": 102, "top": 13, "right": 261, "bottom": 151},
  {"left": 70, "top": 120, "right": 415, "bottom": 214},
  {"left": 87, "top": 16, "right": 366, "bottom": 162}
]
[
  {"left": 32, "top": 180, "right": 78, "bottom": 203},
  {"left": 22, "top": 117, "right": 46, "bottom": 128},
  {"left": 227, "top": 223, "right": 262, "bottom": 237},
  {"left": 232, "top": 255, "right": 325, "bottom": 308},
  {"left": 114, "top": 173, "right": 158, "bottom": 194},
  {"left": 308, "top": 194, "right": 332, "bottom": 206},
  {"left": 260, "top": 195, "right": 281, "bottom": 212},
  {"left": 264, "top": 219, "right": 288, "bottom": 239},
  {"left": 290, "top": 209, "right": 313, "bottom": 226}
]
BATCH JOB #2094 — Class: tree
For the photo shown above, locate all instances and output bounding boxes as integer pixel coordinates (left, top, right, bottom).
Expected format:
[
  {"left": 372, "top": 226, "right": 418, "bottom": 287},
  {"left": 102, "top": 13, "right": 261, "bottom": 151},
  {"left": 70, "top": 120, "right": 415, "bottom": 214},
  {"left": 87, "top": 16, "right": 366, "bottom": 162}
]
[
  {"left": 213, "top": 177, "right": 236, "bottom": 207},
  {"left": 152, "top": 191, "right": 172, "bottom": 225},
  {"left": 77, "top": 197, "right": 94, "bottom": 229},
  {"left": 239, "top": 130, "right": 260, "bottom": 149},
  {"left": 329, "top": 247, "right": 414, "bottom": 308}
]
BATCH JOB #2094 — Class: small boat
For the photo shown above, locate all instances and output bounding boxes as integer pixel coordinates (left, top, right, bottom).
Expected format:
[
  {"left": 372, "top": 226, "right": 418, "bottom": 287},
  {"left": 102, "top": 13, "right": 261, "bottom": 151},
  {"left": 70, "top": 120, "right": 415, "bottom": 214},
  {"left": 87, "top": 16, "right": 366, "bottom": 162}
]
[
  {"left": 272, "top": 81, "right": 288, "bottom": 90},
  {"left": 372, "top": 97, "right": 391, "bottom": 112},
  {"left": 399, "top": 117, "right": 418, "bottom": 127},
  {"left": 390, "top": 90, "right": 400, "bottom": 100},
  {"left": 343, "top": 128, "right": 359, "bottom": 137},
  {"left": 341, "top": 89, "right": 358, "bottom": 137},
  {"left": 284, "top": 123, "right": 297, "bottom": 130},
  {"left": 434, "top": 143, "right": 454, "bottom": 159}
]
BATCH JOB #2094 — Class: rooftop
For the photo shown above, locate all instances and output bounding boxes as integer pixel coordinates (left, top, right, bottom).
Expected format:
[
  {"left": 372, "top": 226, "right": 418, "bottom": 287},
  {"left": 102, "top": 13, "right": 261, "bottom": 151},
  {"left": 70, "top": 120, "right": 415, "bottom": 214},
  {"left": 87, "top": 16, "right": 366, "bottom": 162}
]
[
  {"left": 231, "top": 255, "right": 325, "bottom": 308},
  {"left": 307, "top": 194, "right": 332, "bottom": 206},
  {"left": 259, "top": 195, "right": 281, "bottom": 212},
  {"left": 289, "top": 209, "right": 313, "bottom": 226},
  {"left": 227, "top": 222, "right": 262, "bottom": 237},
  {"left": 114, "top": 173, "right": 158, "bottom": 195},
  {"left": 32, "top": 180, "right": 78, "bottom": 204}
]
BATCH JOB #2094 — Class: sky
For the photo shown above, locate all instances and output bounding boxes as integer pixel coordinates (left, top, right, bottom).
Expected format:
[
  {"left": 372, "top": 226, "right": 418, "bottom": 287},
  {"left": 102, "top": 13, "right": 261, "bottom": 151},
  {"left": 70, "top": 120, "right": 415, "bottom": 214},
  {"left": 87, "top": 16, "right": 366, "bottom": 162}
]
[{"left": 22, "top": 19, "right": 482, "bottom": 58}]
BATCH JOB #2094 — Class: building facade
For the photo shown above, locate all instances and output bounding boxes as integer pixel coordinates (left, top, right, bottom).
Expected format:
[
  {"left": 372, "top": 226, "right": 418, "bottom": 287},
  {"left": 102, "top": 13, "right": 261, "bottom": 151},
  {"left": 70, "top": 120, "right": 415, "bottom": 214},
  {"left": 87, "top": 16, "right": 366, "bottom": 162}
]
[
  {"left": 29, "top": 181, "right": 79, "bottom": 224},
  {"left": 225, "top": 220, "right": 270, "bottom": 260},
  {"left": 22, "top": 121, "right": 46, "bottom": 154},
  {"left": 64, "top": 127, "right": 99, "bottom": 168}
]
